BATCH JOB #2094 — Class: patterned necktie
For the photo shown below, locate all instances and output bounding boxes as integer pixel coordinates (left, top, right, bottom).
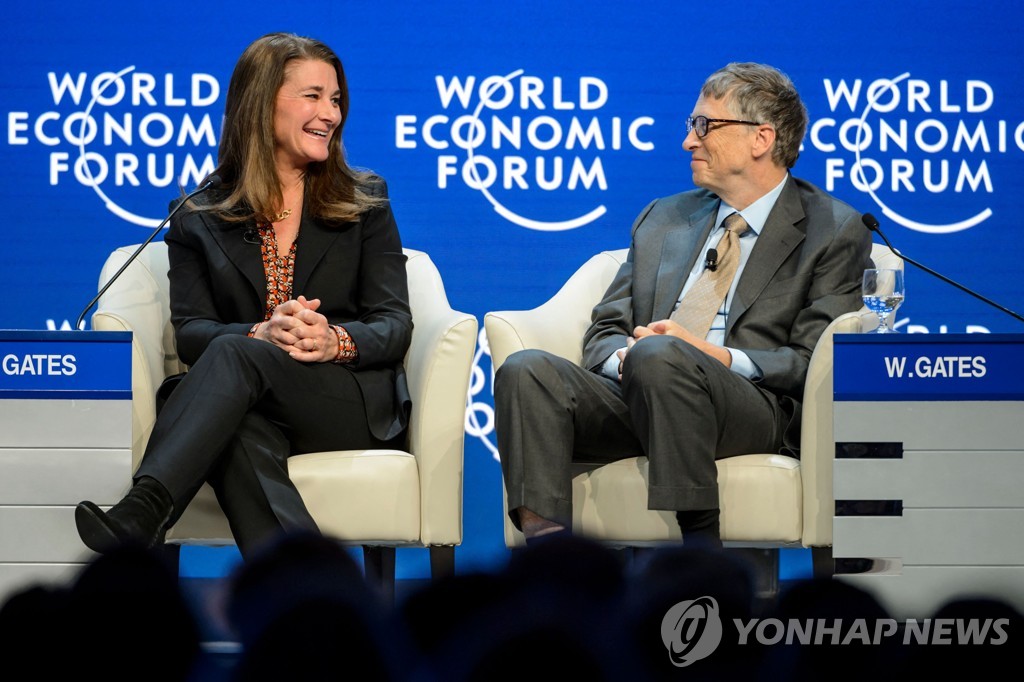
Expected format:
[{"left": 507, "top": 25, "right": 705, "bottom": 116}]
[{"left": 671, "top": 212, "right": 749, "bottom": 339}]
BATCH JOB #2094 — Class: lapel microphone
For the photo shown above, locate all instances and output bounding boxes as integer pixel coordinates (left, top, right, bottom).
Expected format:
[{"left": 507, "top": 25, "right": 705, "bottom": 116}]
[
  {"left": 705, "top": 248, "right": 719, "bottom": 272},
  {"left": 243, "top": 228, "right": 260, "bottom": 244},
  {"left": 75, "top": 175, "right": 222, "bottom": 331}
]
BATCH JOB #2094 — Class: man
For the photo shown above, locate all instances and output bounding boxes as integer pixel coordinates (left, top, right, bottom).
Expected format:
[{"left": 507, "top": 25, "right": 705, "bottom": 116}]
[{"left": 494, "top": 62, "right": 873, "bottom": 546}]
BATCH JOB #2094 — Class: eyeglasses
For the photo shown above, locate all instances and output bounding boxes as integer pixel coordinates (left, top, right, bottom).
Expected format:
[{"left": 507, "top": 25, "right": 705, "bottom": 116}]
[{"left": 685, "top": 115, "right": 761, "bottom": 139}]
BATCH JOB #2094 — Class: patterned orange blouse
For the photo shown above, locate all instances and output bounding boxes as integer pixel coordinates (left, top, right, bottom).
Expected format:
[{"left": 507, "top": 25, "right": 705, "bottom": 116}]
[
  {"left": 257, "top": 222, "right": 296, "bottom": 315},
  {"left": 245, "top": 222, "right": 358, "bottom": 364}
]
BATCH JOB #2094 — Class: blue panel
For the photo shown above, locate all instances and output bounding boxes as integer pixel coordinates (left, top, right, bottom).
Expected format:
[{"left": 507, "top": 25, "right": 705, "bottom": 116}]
[
  {"left": 834, "top": 333, "right": 1024, "bottom": 401},
  {"left": 0, "top": 330, "right": 131, "bottom": 396}
]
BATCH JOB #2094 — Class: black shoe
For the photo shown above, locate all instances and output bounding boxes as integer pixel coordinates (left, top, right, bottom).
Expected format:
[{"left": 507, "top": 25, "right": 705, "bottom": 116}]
[{"left": 76, "top": 476, "right": 174, "bottom": 554}]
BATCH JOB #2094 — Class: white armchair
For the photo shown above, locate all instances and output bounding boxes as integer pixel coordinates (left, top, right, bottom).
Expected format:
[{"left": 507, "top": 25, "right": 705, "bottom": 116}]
[
  {"left": 485, "top": 244, "right": 901, "bottom": 575},
  {"left": 90, "top": 242, "right": 477, "bottom": 596}
]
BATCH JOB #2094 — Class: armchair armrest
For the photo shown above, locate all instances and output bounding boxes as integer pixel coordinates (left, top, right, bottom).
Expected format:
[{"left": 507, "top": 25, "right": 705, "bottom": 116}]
[
  {"left": 485, "top": 249, "right": 626, "bottom": 369},
  {"left": 403, "top": 250, "right": 478, "bottom": 546},
  {"left": 91, "top": 310, "right": 156, "bottom": 473},
  {"left": 90, "top": 243, "right": 180, "bottom": 472},
  {"left": 799, "top": 310, "right": 878, "bottom": 547}
]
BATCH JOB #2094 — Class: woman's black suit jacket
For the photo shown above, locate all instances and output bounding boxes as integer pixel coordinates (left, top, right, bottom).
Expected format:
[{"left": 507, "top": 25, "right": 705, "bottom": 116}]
[{"left": 163, "top": 178, "right": 413, "bottom": 442}]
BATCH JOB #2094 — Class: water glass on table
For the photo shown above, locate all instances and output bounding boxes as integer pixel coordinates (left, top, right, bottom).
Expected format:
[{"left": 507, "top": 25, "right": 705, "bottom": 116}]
[{"left": 862, "top": 268, "right": 905, "bottom": 333}]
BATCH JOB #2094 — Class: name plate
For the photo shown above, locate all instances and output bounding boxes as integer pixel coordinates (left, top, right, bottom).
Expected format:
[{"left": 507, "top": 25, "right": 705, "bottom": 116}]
[
  {"left": 0, "top": 330, "right": 131, "bottom": 399},
  {"left": 834, "top": 333, "right": 1024, "bottom": 401}
]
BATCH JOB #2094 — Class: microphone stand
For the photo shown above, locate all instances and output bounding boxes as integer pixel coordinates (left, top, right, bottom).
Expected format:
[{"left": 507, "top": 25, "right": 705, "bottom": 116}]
[
  {"left": 75, "top": 176, "right": 222, "bottom": 331},
  {"left": 863, "top": 214, "right": 1024, "bottom": 325}
]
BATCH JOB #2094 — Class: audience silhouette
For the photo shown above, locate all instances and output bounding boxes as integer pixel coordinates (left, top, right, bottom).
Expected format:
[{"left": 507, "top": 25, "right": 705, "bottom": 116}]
[
  {"left": 0, "top": 545, "right": 200, "bottom": 680},
  {"left": 224, "top": 531, "right": 410, "bottom": 681},
  {"left": 896, "top": 594, "right": 1024, "bottom": 676},
  {"left": 2, "top": 531, "right": 1022, "bottom": 681},
  {"left": 758, "top": 576, "right": 902, "bottom": 681},
  {"left": 623, "top": 545, "right": 763, "bottom": 680},
  {"left": 0, "top": 583, "right": 75, "bottom": 678},
  {"left": 408, "top": 534, "right": 636, "bottom": 681}
]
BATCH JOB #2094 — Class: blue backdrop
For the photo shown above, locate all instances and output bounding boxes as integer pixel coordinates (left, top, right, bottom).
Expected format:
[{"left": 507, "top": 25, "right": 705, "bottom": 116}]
[{"left": 4, "top": 0, "right": 1022, "bottom": 578}]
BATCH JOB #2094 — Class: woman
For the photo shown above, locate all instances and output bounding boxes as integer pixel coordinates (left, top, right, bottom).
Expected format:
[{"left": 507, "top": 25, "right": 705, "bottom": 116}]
[{"left": 75, "top": 33, "right": 412, "bottom": 557}]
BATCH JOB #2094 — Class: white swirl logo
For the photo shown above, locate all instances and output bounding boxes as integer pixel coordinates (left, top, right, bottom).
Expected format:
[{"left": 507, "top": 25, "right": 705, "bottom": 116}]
[
  {"left": 465, "top": 328, "right": 499, "bottom": 461},
  {"left": 810, "top": 72, "right": 1023, "bottom": 234},
  {"left": 395, "top": 70, "right": 656, "bottom": 231}
]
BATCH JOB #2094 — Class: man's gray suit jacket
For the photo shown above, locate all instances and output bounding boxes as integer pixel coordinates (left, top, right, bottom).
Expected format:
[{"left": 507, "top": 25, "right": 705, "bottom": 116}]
[{"left": 581, "top": 174, "right": 873, "bottom": 454}]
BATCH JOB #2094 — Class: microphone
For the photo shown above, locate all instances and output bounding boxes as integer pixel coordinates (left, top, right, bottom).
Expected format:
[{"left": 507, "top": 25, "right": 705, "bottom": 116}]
[
  {"left": 705, "top": 248, "right": 718, "bottom": 272},
  {"left": 861, "top": 213, "right": 1024, "bottom": 324},
  {"left": 75, "top": 175, "right": 223, "bottom": 331},
  {"left": 242, "top": 227, "right": 260, "bottom": 244}
]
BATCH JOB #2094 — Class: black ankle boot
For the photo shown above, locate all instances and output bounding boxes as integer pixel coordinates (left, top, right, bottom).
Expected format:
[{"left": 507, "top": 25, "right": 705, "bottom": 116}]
[
  {"left": 75, "top": 476, "right": 174, "bottom": 554},
  {"left": 676, "top": 509, "right": 723, "bottom": 549}
]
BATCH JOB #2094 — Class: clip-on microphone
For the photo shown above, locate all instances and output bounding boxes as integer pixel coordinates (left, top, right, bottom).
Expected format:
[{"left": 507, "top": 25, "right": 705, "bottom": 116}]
[{"left": 705, "top": 248, "right": 718, "bottom": 272}]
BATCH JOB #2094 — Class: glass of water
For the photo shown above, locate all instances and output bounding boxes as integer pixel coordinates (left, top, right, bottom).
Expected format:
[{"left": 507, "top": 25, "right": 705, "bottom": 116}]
[{"left": 862, "top": 269, "right": 905, "bottom": 333}]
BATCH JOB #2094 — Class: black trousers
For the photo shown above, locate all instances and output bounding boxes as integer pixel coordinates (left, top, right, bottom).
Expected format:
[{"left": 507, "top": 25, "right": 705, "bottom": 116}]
[
  {"left": 494, "top": 335, "right": 788, "bottom": 530},
  {"left": 136, "top": 334, "right": 390, "bottom": 555}
]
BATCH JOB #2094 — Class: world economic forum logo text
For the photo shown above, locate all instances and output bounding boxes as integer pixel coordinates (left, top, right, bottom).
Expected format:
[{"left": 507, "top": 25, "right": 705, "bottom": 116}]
[
  {"left": 809, "top": 72, "right": 1023, "bottom": 234},
  {"left": 395, "top": 70, "right": 655, "bottom": 231},
  {"left": 7, "top": 66, "right": 220, "bottom": 227}
]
